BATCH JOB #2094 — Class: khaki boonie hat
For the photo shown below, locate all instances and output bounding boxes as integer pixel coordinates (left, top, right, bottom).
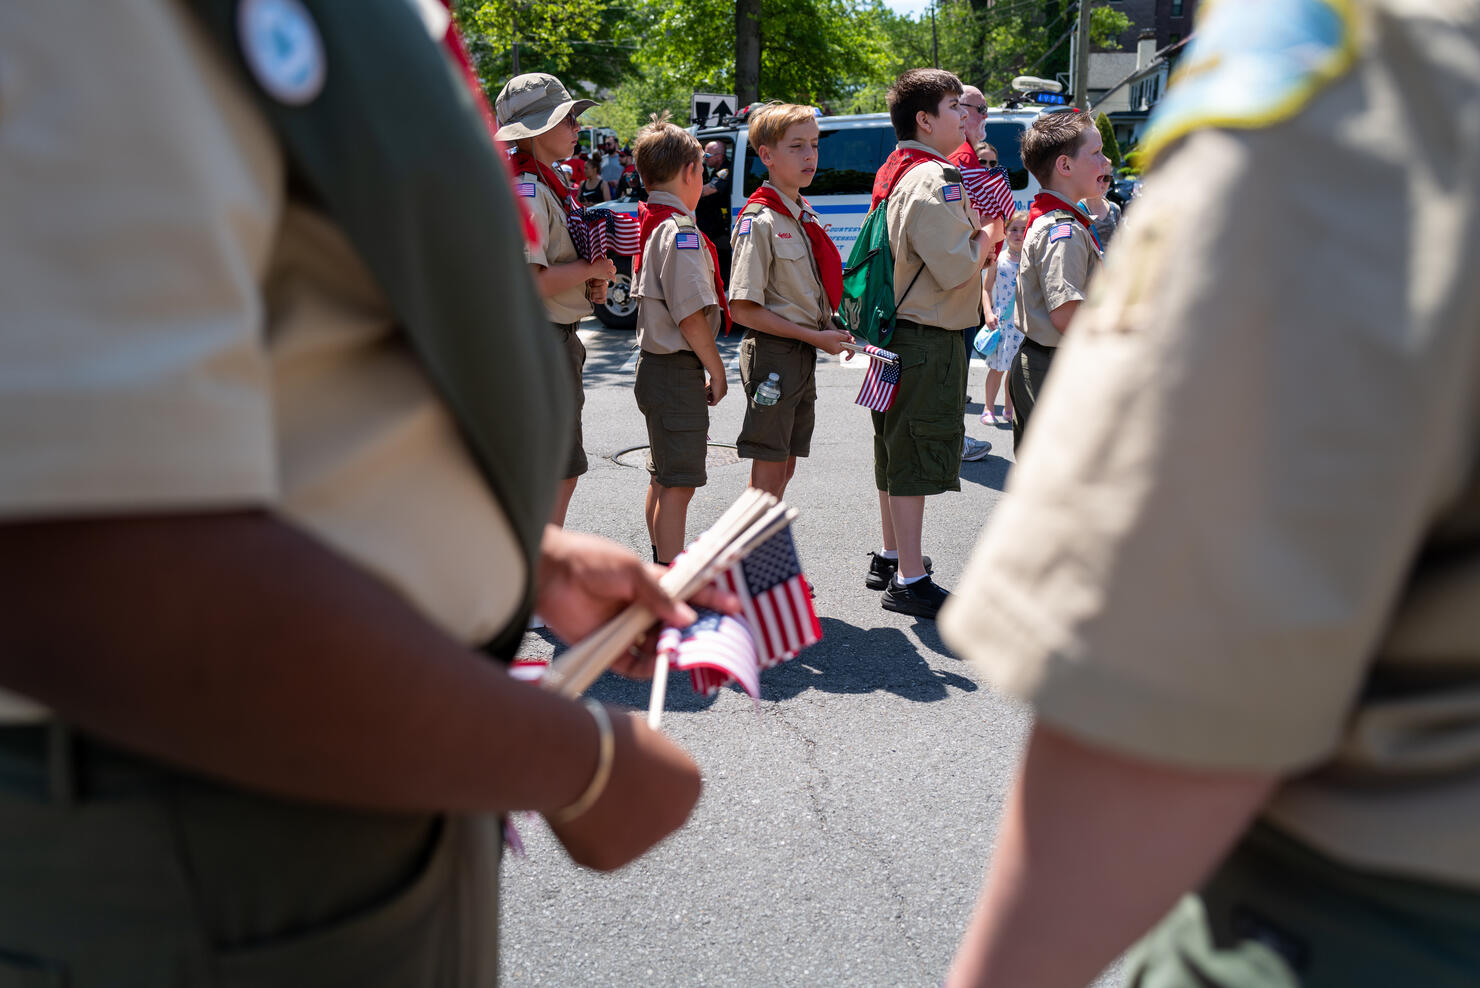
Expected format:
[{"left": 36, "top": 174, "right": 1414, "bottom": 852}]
[{"left": 494, "top": 73, "right": 597, "bottom": 141}]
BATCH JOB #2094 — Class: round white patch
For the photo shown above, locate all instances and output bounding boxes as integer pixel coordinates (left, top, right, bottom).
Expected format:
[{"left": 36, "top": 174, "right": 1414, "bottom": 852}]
[{"left": 237, "top": 0, "right": 327, "bottom": 106}]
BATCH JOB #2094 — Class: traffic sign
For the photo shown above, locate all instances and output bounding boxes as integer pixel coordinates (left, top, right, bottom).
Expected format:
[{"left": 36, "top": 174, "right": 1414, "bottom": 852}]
[{"left": 691, "top": 93, "right": 736, "bottom": 128}]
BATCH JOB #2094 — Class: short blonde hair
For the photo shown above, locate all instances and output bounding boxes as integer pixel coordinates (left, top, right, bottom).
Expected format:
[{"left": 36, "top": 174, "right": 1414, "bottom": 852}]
[
  {"left": 748, "top": 103, "right": 817, "bottom": 151},
  {"left": 633, "top": 111, "right": 702, "bottom": 186},
  {"left": 1008, "top": 208, "right": 1030, "bottom": 227}
]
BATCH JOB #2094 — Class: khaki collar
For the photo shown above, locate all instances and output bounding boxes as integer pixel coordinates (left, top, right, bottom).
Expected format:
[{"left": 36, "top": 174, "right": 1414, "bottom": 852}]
[
  {"left": 896, "top": 140, "right": 950, "bottom": 162},
  {"left": 760, "top": 181, "right": 815, "bottom": 223},
  {"left": 646, "top": 189, "right": 693, "bottom": 216}
]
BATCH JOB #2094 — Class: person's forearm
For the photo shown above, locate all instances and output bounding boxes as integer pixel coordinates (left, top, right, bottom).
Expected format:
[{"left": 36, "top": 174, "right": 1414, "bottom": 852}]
[
  {"left": 678, "top": 309, "right": 725, "bottom": 379},
  {"left": 731, "top": 300, "right": 824, "bottom": 346},
  {"left": 947, "top": 724, "right": 1273, "bottom": 988},
  {"left": 0, "top": 513, "right": 600, "bottom": 815},
  {"left": 535, "top": 260, "right": 601, "bottom": 299}
]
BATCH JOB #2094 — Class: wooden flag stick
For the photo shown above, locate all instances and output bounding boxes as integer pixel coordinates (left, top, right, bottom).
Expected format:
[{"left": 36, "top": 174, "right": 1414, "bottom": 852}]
[
  {"left": 839, "top": 340, "right": 898, "bottom": 365},
  {"left": 646, "top": 649, "right": 670, "bottom": 729}
]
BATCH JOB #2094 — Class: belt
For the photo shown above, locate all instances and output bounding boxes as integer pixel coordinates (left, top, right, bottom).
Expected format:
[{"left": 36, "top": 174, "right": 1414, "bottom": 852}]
[{"left": 0, "top": 722, "right": 184, "bottom": 804}]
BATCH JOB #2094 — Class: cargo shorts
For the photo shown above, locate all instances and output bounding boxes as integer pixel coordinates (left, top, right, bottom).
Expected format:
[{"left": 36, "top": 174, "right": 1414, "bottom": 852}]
[
  {"left": 635, "top": 348, "right": 709, "bottom": 488},
  {"left": 555, "top": 321, "right": 589, "bottom": 480},
  {"left": 871, "top": 321, "right": 968, "bottom": 496},
  {"left": 736, "top": 333, "right": 818, "bottom": 461}
]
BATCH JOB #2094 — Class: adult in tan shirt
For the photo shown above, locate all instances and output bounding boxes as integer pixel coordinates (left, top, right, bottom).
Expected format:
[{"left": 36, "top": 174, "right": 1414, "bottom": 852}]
[
  {"left": 941, "top": 3, "right": 1480, "bottom": 985},
  {"left": 0, "top": 6, "right": 713, "bottom": 983}
]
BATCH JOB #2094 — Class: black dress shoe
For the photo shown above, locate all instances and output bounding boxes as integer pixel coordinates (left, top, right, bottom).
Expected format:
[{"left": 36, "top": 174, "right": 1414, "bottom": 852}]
[
  {"left": 864, "top": 552, "right": 934, "bottom": 591},
  {"left": 881, "top": 574, "right": 950, "bottom": 619}
]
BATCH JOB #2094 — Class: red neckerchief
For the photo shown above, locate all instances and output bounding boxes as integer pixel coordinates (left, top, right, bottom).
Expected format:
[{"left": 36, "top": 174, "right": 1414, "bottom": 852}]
[
  {"left": 744, "top": 185, "right": 843, "bottom": 312},
  {"left": 1028, "top": 191, "right": 1101, "bottom": 252},
  {"left": 870, "top": 147, "right": 939, "bottom": 211},
  {"left": 510, "top": 149, "right": 578, "bottom": 214},
  {"left": 636, "top": 201, "right": 733, "bottom": 334},
  {"left": 438, "top": 7, "right": 539, "bottom": 247}
]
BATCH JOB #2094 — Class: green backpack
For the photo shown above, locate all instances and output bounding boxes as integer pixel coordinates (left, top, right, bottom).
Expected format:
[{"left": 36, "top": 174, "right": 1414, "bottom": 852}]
[{"left": 837, "top": 203, "right": 926, "bottom": 348}]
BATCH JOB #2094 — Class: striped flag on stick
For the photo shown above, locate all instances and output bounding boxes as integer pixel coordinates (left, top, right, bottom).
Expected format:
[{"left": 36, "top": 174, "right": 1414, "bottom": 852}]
[
  {"left": 960, "top": 164, "right": 1016, "bottom": 221},
  {"left": 854, "top": 344, "right": 902, "bottom": 412}
]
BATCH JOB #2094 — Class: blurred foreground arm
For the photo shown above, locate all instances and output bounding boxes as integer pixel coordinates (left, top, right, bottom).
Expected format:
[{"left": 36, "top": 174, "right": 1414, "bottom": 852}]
[
  {"left": 0, "top": 512, "right": 700, "bottom": 869},
  {"left": 946, "top": 725, "right": 1274, "bottom": 988}
]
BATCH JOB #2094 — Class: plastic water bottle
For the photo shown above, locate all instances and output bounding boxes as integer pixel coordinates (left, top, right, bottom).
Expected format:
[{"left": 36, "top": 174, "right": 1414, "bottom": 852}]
[{"left": 754, "top": 372, "right": 782, "bottom": 406}]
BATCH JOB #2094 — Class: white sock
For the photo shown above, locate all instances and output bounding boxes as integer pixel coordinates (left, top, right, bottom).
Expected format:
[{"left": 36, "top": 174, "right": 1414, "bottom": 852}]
[
  {"left": 878, "top": 549, "right": 899, "bottom": 560},
  {"left": 894, "top": 572, "right": 927, "bottom": 587}
]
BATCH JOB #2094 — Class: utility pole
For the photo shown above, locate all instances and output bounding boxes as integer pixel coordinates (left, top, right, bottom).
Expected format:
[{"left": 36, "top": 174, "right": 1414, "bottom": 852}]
[
  {"left": 930, "top": 1, "right": 939, "bottom": 69},
  {"left": 1073, "top": 0, "right": 1090, "bottom": 110},
  {"left": 512, "top": 40, "right": 520, "bottom": 75}
]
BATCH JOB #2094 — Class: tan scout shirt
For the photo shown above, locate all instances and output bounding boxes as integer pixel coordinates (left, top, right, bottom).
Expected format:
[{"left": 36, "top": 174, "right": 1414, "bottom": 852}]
[
  {"left": 1016, "top": 196, "right": 1101, "bottom": 348},
  {"left": 885, "top": 141, "right": 983, "bottom": 330},
  {"left": 634, "top": 191, "right": 724, "bottom": 354},
  {"left": 941, "top": 2, "right": 1480, "bottom": 889},
  {"left": 0, "top": 2, "right": 525, "bottom": 722},
  {"left": 728, "top": 183, "right": 830, "bottom": 332},
  {"left": 519, "top": 170, "right": 592, "bottom": 325}
]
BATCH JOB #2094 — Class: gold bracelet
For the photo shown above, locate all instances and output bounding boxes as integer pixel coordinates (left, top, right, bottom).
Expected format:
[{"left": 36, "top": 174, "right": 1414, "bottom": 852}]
[{"left": 549, "top": 700, "right": 615, "bottom": 824}]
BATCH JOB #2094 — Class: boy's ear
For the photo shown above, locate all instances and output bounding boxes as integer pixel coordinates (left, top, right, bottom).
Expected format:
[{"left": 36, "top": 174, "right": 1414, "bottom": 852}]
[
  {"left": 915, "top": 108, "right": 932, "bottom": 136},
  {"left": 756, "top": 144, "right": 773, "bottom": 168}
]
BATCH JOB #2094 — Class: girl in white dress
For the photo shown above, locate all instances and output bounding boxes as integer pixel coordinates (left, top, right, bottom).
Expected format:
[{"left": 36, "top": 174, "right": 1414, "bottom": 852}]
[{"left": 982, "top": 210, "right": 1029, "bottom": 426}]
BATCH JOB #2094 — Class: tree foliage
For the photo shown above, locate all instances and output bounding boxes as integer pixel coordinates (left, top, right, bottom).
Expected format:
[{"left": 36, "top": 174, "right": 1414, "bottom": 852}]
[
  {"left": 1094, "top": 111, "right": 1121, "bottom": 169},
  {"left": 453, "top": 0, "right": 633, "bottom": 99}
]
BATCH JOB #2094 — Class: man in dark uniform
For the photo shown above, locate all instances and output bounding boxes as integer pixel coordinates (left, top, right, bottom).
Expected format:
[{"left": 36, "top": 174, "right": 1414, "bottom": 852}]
[{"left": 696, "top": 140, "right": 734, "bottom": 287}]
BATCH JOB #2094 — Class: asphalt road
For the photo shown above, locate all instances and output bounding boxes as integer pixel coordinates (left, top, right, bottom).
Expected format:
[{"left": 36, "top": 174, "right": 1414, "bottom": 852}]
[{"left": 503, "top": 319, "right": 1120, "bottom": 987}]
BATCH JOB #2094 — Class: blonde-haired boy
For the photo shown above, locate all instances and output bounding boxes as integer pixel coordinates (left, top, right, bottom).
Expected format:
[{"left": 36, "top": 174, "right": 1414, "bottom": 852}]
[
  {"left": 631, "top": 115, "right": 731, "bottom": 564},
  {"left": 729, "top": 103, "right": 850, "bottom": 499}
]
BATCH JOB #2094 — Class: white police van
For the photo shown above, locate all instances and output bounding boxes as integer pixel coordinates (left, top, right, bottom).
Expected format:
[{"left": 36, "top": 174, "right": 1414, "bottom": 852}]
[{"left": 590, "top": 84, "right": 1071, "bottom": 329}]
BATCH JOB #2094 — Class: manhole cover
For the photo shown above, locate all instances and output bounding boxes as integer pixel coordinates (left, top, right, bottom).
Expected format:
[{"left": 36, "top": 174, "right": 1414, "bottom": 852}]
[{"left": 611, "top": 443, "right": 742, "bottom": 469}]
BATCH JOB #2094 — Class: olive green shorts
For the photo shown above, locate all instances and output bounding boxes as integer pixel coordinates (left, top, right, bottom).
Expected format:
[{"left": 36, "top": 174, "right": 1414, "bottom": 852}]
[
  {"left": 1127, "top": 823, "right": 1480, "bottom": 987},
  {"left": 871, "top": 321, "right": 968, "bottom": 496},
  {"left": 555, "top": 322, "right": 588, "bottom": 480},
  {"left": 635, "top": 348, "right": 709, "bottom": 488},
  {"left": 736, "top": 332, "right": 817, "bottom": 462}
]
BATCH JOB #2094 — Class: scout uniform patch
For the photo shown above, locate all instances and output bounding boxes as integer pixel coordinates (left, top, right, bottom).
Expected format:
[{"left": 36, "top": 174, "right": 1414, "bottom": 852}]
[
  {"left": 1140, "top": 0, "right": 1360, "bottom": 167},
  {"left": 516, "top": 181, "right": 536, "bottom": 197},
  {"left": 1049, "top": 222, "right": 1074, "bottom": 243},
  {"left": 675, "top": 230, "right": 701, "bottom": 250},
  {"left": 237, "top": 0, "right": 327, "bottom": 106},
  {"left": 737, "top": 216, "right": 752, "bottom": 236},
  {"left": 942, "top": 183, "right": 962, "bottom": 202}
]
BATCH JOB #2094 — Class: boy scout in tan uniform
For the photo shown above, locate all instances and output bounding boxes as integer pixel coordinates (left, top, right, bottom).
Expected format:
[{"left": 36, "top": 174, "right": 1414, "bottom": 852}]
[
  {"left": 0, "top": 5, "right": 705, "bottom": 984},
  {"left": 497, "top": 73, "right": 617, "bottom": 528},
  {"left": 1009, "top": 111, "right": 1109, "bottom": 449},
  {"left": 941, "top": 2, "right": 1480, "bottom": 986},
  {"left": 869, "top": 69, "right": 993, "bottom": 620},
  {"left": 632, "top": 118, "right": 729, "bottom": 565}
]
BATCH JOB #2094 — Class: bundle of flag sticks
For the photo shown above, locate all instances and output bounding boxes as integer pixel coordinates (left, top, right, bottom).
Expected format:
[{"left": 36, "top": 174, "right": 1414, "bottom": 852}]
[
  {"left": 839, "top": 340, "right": 898, "bottom": 365},
  {"left": 543, "top": 489, "right": 799, "bottom": 701}
]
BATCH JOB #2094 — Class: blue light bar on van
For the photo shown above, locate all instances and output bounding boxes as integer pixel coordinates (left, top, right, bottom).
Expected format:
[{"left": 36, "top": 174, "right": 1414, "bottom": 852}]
[{"left": 1031, "top": 91, "right": 1069, "bottom": 106}]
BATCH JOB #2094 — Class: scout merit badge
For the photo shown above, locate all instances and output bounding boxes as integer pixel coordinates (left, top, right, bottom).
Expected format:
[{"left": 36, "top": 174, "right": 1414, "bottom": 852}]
[
  {"left": 635, "top": 201, "right": 733, "bottom": 333},
  {"left": 529, "top": 490, "right": 820, "bottom": 729}
]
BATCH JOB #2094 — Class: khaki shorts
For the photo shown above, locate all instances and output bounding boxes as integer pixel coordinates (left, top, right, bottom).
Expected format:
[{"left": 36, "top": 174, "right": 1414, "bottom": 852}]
[
  {"left": 736, "top": 333, "right": 817, "bottom": 461},
  {"left": 556, "top": 322, "right": 588, "bottom": 479},
  {"left": 872, "top": 321, "right": 968, "bottom": 496},
  {"left": 635, "top": 349, "right": 709, "bottom": 488}
]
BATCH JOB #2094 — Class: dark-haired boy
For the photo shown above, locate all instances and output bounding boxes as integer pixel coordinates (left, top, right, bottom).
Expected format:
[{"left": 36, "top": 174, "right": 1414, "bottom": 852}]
[
  {"left": 1010, "top": 110, "right": 1111, "bottom": 448},
  {"left": 867, "top": 68, "right": 996, "bottom": 619},
  {"left": 729, "top": 103, "right": 851, "bottom": 500},
  {"left": 631, "top": 117, "right": 731, "bottom": 565}
]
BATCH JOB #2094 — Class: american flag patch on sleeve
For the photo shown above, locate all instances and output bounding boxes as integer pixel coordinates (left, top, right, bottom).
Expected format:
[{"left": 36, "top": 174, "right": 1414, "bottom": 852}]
[
  {"left": 1049, "top": 222, "right": 1075, "bottom": 243},
  {"left": 516, "top": 181, "right": 536, "bottom": 198},
  {"left": 675, "top": 229, "right": 701, "bottom": 250},
  {"left": 942, "top": 183, "right": 962, "bottom": 202},
  {"left": 737, "top": 216, "right": 752, "bottom": 236}
]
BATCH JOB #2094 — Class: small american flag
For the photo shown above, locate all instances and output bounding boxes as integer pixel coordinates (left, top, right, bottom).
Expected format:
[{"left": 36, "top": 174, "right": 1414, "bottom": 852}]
[
  {"left": 855, "top": 345, "right": 901, "bottom": 412},
  {"left": 516, "top": 181, "right": 536, "bottom": 198},
  {"left": 659, "top": 608, "right": 765, "bottom": 698},
  {"left": 675, "top": 229, "right": 702, "bottom": 250},
  {"left": 606, "top": 211, "right": 642, "bottom": 255},
  {"left": 960, "top": 165, "right": 1015, "bottom": 221},
  {"left": 716, "top": 526, "right": 821, "bottom": 667},
  {"left": 737, "top": 216, "right": 753, "bottom": 236},
  {"left": 942, "top": 183, "right": 962, "bottom": 202}
]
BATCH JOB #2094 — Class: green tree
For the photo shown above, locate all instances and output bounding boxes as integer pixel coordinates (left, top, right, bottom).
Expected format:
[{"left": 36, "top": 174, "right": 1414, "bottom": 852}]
[{"left": 454, "top": 0, "right": 632, "bottom": 100}]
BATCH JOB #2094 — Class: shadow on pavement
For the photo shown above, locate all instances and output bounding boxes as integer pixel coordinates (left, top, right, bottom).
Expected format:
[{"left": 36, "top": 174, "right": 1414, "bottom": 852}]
[{"left": 759, "top": 617, "right": 977, "bottom": 704}]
